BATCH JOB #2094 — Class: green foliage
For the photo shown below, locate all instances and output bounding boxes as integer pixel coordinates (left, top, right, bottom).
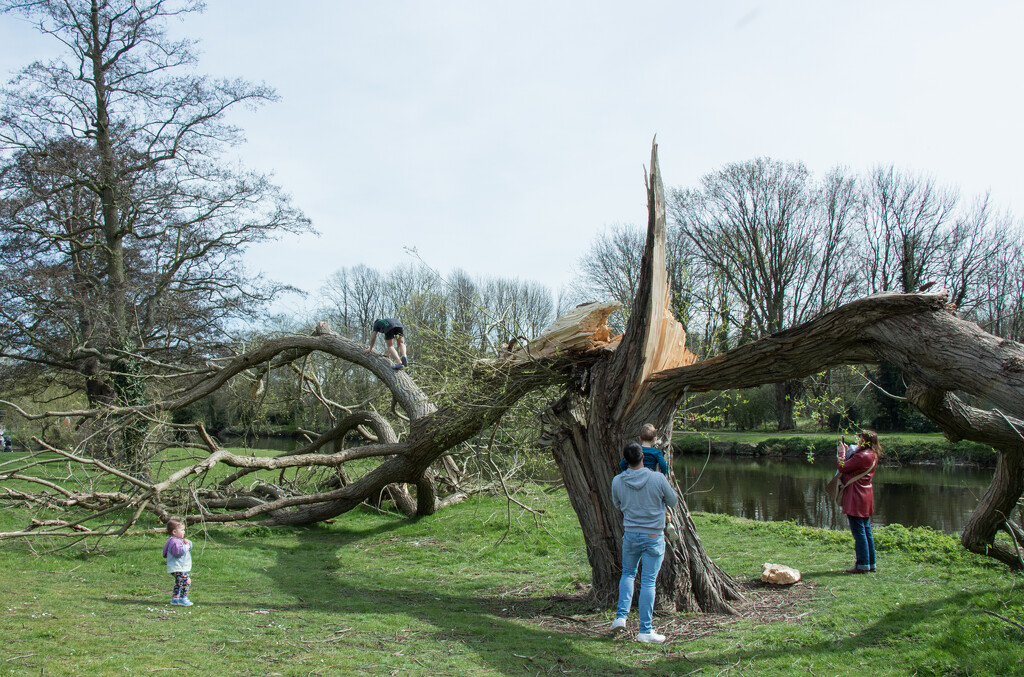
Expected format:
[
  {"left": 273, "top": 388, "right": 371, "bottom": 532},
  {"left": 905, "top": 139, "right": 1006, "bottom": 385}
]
[
  {"left": 873, "top": 523, "right": 966, "bottom": 562},
  {"left": 758, "top": 435, "right": 836, "bottom": 459},
  {"left": 679, "top": 387, "right": 770, "bottom": 431},
  {"left": 877, "top": 437, "right": 995, "bottom": 465},
  {"left": 240, "top": 525, "right": 272, "bottom": 538}
]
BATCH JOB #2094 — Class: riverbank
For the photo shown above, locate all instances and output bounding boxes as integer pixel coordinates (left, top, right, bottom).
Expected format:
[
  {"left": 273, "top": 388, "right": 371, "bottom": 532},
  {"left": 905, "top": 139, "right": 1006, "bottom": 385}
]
[
  {"left": 675, "top": 455, "right": 992, "bottom": 534},
  {"left": 1, "top": 488, "right": 1020, "bottom": 675},
  {"left": 675, "top": 431, "right": 998, "bottom": 467}
]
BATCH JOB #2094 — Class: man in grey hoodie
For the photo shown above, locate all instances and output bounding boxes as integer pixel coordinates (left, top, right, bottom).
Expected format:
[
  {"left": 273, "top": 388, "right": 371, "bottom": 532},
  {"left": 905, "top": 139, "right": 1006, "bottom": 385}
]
[{"left": 610, "top": 441, "right": 678, "bottom": 644}]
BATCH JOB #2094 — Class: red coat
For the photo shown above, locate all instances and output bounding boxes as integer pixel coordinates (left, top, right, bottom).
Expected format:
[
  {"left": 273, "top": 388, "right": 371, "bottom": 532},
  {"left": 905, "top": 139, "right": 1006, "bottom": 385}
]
[{"left": 838, "top": 446, "right": 877, "bottom": 517}]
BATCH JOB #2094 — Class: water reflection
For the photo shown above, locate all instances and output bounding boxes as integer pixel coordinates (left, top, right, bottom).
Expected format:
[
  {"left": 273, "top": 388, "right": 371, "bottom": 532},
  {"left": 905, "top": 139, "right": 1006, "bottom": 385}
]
[
  {"left": 219, "top": 436, "right": 991, "bottom": 534},
  {"left": 677, "top": 456, "right": 992, "bottom": 534}
]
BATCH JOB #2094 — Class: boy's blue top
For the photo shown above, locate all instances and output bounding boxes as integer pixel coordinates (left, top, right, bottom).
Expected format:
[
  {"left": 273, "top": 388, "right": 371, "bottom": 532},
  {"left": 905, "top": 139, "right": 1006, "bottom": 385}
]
[{"left": 618, "top": 446, "right": 668, "bottom": 475}]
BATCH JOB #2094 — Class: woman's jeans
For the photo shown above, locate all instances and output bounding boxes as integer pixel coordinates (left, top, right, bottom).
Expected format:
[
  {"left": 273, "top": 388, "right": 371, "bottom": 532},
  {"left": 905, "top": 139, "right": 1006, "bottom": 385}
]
[
  {"left": 616, "top": 531, "right": 666, "bottom": 633},
  {"left": 848, "top": 516, "right": 876, "bottom": 570}
]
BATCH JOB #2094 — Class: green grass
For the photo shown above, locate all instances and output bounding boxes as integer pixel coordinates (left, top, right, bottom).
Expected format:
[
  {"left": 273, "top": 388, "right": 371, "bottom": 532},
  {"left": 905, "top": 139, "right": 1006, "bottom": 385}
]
[{"left": 2, "top": 487, "right": 1023, "bottom": 676}]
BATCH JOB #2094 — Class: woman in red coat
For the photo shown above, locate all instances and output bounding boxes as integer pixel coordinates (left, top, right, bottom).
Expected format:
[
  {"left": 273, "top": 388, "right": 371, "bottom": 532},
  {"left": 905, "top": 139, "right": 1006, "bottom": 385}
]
[{"left": 837, "top": 430, "right": 880, "bottom": 573}]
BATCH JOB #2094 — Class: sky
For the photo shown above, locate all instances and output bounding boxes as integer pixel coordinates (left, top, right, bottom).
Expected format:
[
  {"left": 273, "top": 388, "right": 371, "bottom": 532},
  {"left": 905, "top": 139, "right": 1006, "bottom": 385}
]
[{"left": 2, "top": 1, "right": 1023, "bottom": 313}]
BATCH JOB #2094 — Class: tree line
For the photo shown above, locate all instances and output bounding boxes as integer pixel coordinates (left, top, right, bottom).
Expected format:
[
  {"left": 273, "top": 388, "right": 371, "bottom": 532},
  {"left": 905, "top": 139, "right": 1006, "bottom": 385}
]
[{"left": 573, "top": 159, "right": 1024, "bottom": 430}]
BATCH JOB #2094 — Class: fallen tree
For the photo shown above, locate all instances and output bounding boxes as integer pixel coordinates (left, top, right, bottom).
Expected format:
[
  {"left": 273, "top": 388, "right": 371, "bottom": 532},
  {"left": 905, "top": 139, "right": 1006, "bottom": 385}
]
[{"left": 3, "top": 144, "right": 1024, "bottom": 622}]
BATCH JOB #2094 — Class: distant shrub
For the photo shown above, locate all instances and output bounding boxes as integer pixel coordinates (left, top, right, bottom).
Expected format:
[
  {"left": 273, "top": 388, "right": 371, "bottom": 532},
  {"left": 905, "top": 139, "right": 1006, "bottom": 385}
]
[
  {"left": 240, "top": 525, "right": 271, "bottom": 538},
  {"left": 874, "top": 523, "right": 968, "bottom": 564},
  {"left": 875, "top": 438, "right": 994, "bottom": 466},
  {"left": 675, "top": 433, "right": 996, "bottom": 467}
]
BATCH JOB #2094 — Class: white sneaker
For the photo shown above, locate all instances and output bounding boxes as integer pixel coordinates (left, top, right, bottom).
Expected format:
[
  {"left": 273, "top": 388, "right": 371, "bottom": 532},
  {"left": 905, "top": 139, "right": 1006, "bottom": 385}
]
[
  {"left": 637, "top": 631, "right": 666, "bottom": 644},
  {"left": 610, "top": 617, "right": 626, "bottom": 633}
]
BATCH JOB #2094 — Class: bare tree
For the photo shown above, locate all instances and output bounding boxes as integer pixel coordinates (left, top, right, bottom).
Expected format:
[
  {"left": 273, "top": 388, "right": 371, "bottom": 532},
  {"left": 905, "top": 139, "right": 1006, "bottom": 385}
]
[
  {"left": 940, "top": 193, "right": 1008, "bottom": 314},
  {"left": 0, "top": 0, "right": 311, "bottom": 470},
  {"left": 320, "top": 265, "right": 388, "bottom": 341},
  {"left": 856, "top": 165, "right": 958, "bottom": 294},
  {"left": 570, "top": 224, "right": 644, "bottom": 321},
  {"left": 480, "top": 277, "right": 554, "bottom": 343},
  {"left": 669, "top": 159, "right": 859, "bottom": 429},
  {"left": 570, "top": 222, "right": 696, "bottom": 336},
  {"left": 854, "top": 166, "right": 959, "bottom": 430},
  {"left": 973, "top": 227, "right": 1024, "bottom": 342},
  {"left": 446, "top": 268, "right": 481, "bottom": 343}
]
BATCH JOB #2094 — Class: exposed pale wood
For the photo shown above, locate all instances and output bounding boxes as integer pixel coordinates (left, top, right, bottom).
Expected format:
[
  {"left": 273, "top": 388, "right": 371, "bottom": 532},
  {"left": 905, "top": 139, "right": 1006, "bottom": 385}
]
[
  {"left": 543, "top": 140, "right": 743, "bottom": 613},
  {"left": 626, "top": 281, "right": 696, "bottom": 414},
  {"left": 627, "top": 154, "right": 698, "bottom": 413},
  {"left": 498, "top": 300, "right": 623, "bottom": 363}
]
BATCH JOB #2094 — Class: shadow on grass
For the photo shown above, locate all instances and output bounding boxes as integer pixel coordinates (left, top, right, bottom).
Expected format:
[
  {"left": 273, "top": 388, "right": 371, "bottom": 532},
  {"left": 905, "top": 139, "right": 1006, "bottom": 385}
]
[
  {"left": 202, "top": 523, "right": 1008, "bottom": 676},
  {"left": 209, "top": 522, "right": 653, "bottom": 676},
  {"left": 653, "top": 587, "right": 1005, "bottom": 674}
]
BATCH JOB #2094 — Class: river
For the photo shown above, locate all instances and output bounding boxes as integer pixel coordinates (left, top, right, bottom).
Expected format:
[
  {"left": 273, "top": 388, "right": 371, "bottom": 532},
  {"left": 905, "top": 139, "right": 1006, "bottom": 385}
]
[
  {"left": 220, "top": 436, "right": 989, "bottom": 534},
  {"left": 675, "top": 455, "right": 992, "bottom": 534}
]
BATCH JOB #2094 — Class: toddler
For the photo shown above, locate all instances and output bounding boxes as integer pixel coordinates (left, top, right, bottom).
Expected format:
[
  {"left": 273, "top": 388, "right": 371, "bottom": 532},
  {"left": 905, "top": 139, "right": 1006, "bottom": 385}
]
[{"left": 162, "top": 518, "right": 194, "bottom": 606}]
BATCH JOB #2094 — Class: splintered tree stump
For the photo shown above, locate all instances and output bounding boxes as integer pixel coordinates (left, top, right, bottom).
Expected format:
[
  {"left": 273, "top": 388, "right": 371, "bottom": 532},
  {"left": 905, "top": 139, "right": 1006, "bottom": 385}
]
[{"left": 540, "top": 141, "right": 742, "bottom": 613}]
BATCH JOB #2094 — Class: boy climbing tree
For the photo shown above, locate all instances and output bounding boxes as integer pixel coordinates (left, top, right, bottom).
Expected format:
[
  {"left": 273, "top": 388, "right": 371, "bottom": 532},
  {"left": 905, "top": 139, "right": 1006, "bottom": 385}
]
[{"left": 363, "top": 318, "right": 409, "bottom": 370}]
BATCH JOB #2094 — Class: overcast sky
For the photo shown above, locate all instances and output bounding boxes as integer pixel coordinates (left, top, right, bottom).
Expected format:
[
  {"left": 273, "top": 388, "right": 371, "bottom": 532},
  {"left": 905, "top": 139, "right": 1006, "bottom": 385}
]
[{"left": 2, "top": 1, "right": 1023, "bottom": 312}]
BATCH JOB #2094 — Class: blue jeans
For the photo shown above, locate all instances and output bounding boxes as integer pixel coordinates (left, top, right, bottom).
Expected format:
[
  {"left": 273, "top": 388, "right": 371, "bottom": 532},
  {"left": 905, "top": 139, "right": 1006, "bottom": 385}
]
[
  {"left": 848, "top": 516, "right": 876, "bottom": 570},
  {"left": 616, "top": 531, "right": 666, "bottom": 633}
]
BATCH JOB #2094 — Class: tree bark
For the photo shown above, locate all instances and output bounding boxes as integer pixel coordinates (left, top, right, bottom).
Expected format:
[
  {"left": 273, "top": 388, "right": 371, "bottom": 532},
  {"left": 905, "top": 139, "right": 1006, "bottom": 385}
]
[
  {"left": 774, "top": 380, "right": 798, "bottom": 430},
  {"left": 903, "top": 383, "right": 1024, "bottom": 569},
  {"left": 542, "top": 142, "right": 743, "bottom": 613},
  {"left": 962, "top": 449, "right": 1024, "bottom": 567}
]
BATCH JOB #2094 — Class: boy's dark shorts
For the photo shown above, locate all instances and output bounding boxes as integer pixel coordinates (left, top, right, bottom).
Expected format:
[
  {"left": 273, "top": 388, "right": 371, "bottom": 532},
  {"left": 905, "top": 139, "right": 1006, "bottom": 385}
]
[{"left": 384, "top": 327, "right": 404, "bottom": 340}]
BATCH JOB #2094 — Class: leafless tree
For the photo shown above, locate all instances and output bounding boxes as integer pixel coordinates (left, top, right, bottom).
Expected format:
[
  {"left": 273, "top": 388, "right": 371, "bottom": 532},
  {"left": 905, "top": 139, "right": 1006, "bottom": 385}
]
[
  {"left": 668, "top": 159, "right": 859, "bottom": 428},
  {"left": 446, "top": 268, "right": 481, "bottom": 342},
  {"left": 480, "top": 277, "right": 554, "bottom": 343},
  {"left": 570, "top": 223, "right": 644, "bottom": 318},
  {"left": 320, "top": 265, "right": 388, "bottom": 341},
  {"left": 940, "top": 193, "right": 1009, "bottom": 314},
  {"left": 0, "top": 0, "right": 311, "bottom": 471},
  {"left": 570, "top": 222, "right": 696, "bottom": 336},
  {"left": 972, "top": 225, "right": 1024, "bottom": 343},
  {"left": 856, "top": 165, "right": 958, "bottom": 294}
]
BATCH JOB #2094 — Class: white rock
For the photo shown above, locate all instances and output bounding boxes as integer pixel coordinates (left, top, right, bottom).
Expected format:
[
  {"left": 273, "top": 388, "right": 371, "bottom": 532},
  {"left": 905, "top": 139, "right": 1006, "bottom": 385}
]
[{"left": 761, "top": 562, "right": 801, "bottom": 585}]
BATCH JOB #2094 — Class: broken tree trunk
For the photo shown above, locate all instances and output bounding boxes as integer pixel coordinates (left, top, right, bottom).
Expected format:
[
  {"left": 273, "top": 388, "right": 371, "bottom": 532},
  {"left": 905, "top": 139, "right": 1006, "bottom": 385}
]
[
  {"left": 905, "top": 384, "right": 1024, "bottom": 568},
  {"left": 542, "top": 141, "right": 743, "bottom": 613}
]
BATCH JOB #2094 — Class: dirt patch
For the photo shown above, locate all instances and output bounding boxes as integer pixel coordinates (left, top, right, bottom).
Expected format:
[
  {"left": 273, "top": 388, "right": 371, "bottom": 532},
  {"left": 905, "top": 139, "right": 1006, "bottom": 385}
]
[{"left": 519, "top": 577, "right": 816, "bottom": 641}]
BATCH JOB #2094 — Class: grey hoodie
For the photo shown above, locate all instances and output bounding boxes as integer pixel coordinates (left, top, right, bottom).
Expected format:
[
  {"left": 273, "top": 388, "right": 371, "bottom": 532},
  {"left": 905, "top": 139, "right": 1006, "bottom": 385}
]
[{"left": 611, "top": 467, "right": 678, "bottom": 533}]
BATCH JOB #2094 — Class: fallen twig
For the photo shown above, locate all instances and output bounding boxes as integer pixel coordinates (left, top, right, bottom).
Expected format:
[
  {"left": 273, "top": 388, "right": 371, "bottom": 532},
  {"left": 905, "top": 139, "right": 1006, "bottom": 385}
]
[
  {"left": 983, "top": 609, "right": 1024, "bottom": 631},
  {"left": 5, "top": 654, "right": 35, "bottom": 662}
]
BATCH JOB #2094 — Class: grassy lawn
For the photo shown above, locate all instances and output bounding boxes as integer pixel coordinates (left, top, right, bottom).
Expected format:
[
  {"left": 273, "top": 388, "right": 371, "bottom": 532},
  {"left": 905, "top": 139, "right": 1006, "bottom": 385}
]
[{"left": 1, "top": 483, "right": 1022, "bottom": 676}]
